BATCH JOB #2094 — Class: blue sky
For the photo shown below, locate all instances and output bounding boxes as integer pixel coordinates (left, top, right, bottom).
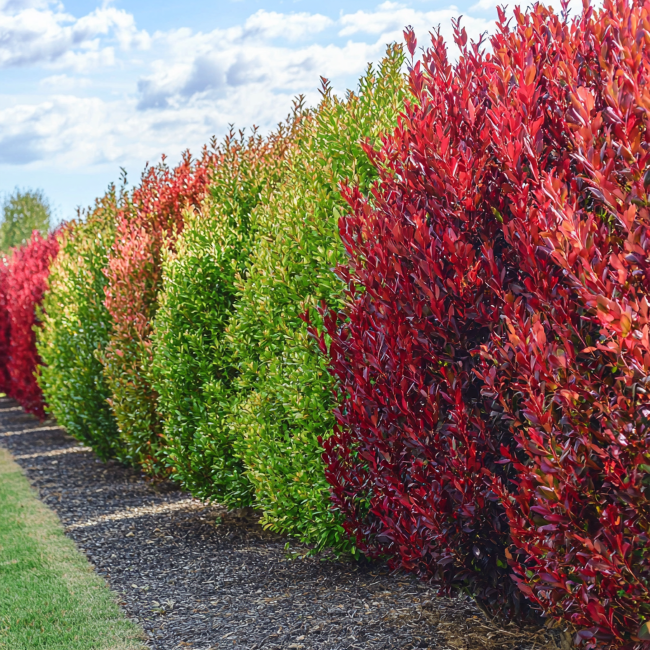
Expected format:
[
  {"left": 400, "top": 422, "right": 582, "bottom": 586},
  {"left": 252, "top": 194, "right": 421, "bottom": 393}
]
[{"left": 0, "top": 0, "right": 570, "bottom": 222}]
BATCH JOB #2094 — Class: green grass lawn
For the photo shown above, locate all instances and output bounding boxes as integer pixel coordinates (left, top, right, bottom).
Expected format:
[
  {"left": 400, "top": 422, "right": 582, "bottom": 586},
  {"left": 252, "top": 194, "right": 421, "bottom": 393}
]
[{"left": 0, "top": 447, "right": 146, "bottom": 650}]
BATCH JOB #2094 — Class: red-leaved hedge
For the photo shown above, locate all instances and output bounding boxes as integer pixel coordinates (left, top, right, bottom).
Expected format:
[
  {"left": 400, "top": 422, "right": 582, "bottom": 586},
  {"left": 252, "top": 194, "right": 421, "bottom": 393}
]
[
  {"left": 102, "top": 149, "right": 216, "bottom": 471},
  {"left": 4, "top": 231, "right": 59, "bottom": 417},
  {"left": 318, "top": 22, "right": 533, "bottom": 621},
  {"left": 0, "top": 259, "right": 11, "bottom": 395},
  {"left": 480, "top": 0, "right": 650, "bottom": 646},
  {"left": 320, "top": 0, "right": 650, "bottom": 644}
]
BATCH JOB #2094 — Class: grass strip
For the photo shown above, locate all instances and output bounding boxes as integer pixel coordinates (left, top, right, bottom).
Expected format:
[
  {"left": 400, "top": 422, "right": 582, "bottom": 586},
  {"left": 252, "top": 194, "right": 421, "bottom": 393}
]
[{"left": 0, "top": 447, "right": 146, "bottom": 650}]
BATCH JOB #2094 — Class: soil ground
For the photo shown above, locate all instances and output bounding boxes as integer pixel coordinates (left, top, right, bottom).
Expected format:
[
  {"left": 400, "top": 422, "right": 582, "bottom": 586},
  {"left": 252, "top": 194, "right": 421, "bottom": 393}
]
[{"left": 0, "top": 397, "right": 571, "bottom": 650}]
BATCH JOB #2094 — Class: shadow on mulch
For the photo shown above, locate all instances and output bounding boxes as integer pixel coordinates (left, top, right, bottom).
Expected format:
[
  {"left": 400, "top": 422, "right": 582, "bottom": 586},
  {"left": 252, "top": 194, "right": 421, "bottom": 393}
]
[{"left": 0, "top": 397, "right": 572, "bottom": 650}]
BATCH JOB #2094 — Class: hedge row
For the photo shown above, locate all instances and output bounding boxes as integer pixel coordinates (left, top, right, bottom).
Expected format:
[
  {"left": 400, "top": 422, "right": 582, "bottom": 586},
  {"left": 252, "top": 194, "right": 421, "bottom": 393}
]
[
  {"left": 318, "top": 1, "right": 650, "bottom": 645},
  {"left": 151, "top": 117, "right": 303, "bottom": 507},
  {"left": 0, "top": 1, "right": 647, "bottom": 646},
  {"left": 101, "top": 150, "right": 217, "bottom": 473},
  {"left": 208, "top": 52, "right": 405, "bottom": 550}
]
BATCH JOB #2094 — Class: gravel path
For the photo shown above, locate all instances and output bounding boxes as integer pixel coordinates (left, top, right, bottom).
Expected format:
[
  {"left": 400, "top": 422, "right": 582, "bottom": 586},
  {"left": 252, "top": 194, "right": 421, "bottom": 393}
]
[{"left": 0, "top": 397, "right": 566, "bottom": 650}]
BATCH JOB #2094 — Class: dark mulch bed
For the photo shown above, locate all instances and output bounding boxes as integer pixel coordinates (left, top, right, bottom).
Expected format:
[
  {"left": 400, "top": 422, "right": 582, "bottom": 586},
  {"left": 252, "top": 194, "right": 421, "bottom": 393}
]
[{"left": 0, "top": 397, "right": 568, "bottom": 650}]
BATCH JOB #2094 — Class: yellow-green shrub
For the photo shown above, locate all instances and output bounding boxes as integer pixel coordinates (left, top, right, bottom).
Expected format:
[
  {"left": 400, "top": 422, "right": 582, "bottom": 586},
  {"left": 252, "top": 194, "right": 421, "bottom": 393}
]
[
  {"left": 100, "top": 152, "right": 215, "bottom": 473},
  {"left": 227, "top": 46, "right": 407, "bottom": 550}
]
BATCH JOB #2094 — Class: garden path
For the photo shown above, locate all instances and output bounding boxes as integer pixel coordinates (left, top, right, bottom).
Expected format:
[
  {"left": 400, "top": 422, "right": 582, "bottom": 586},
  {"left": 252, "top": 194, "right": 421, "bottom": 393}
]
[{"left": 0, "top": 397, "right": 561, "bottom": 650}]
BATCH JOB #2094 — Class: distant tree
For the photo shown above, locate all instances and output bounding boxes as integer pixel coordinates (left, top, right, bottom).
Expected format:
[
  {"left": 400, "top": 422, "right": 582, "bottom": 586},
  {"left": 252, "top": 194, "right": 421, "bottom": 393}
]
[{"left": 0, "top": 188, "right": 51, "bottom": 253}]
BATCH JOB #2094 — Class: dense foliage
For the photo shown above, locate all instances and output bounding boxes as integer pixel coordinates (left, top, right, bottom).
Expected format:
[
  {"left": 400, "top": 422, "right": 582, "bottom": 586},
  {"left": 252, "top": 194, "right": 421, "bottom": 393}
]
[
  {"left": 228, "top": 47, "right": 406, "bottom": 550},
  {"left": 481, "top": 1, "right": 650, "bottom": 646},
  {"left": 4, "top": 2, "right": 650, "bottom": 644},
  {"left": 0, "top": 188, "right": 51, "bottom": 253},
  {"left": 0, "top": 261, "right": 10, "bottom": 395},
  {"left": 37, "top": 189, "right": 120, "bottom": 459},
  {"left": 318, "top": 26, "right": 530, "bottom": 618},
  {"left": 151, "top": 119, "right": 300, "bottom": 506},
  {"left": 101, "top": 151, "right": 215, "bottom": 471},
  {"left": 320, "top": 0, "right": 650, "bottom": 645},
  {"left": 4, "top": 231, "right": 59, "bottom": 417}
]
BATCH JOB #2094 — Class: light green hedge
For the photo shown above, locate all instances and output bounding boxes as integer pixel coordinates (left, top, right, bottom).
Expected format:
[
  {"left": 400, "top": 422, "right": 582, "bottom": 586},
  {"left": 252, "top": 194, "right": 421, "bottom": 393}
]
[
  {"left": 37, "top": 189, "right": 120, "bottom": 459},
  {"left": 227, "top": 45, "right": 406, "bottom": 551}
]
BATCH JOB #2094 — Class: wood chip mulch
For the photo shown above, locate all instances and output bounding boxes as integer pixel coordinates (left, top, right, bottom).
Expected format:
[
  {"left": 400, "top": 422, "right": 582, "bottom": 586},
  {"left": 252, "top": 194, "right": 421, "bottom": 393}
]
[{"left": 0, "top": 397, "right": 572, "bottom": 650}]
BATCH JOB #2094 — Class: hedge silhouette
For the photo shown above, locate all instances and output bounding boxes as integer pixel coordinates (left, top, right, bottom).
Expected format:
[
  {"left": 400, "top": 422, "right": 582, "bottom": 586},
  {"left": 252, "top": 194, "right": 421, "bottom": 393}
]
[
  {"left": 101, "top": 151, "right": 215, "bottom": 472},
  {"left": 4, "top": 231, "right": 59, "bottom": 417},
  {"left": 226, "top": 46, "right": 407, "bottom": 551}
]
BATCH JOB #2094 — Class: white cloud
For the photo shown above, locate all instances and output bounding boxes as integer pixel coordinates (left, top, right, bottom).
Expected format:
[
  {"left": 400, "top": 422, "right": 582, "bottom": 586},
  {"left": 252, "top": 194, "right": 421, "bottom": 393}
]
[
  {"left": 339, "top": 1, "right": 492, "bottom": 50},
  {"left": 0, "top": 0, "right": 496, "bottom": 174},
  {"left": 469, "top": 0, "right": 584, "bottom": 16},
  {"left": 340, "top": 1, "right": 416, "bottom": 36},
  {"left": 135, "top": 29, "right": 378, "bottom": 112},
  {"left": 242, "top": 10, "right": 333, "bottom": 41},
  {"left": 130, "top": 2, "right": 493, "bottom": 117},
  {"left": 39, "top": 73, "right": 91, "bottom": 89},
  {"left": 0, "top": 86, "right": 321, "bottom": 170},
  {"left": 0, "top": 2, "right": 150, "bottom": 70},
  {"left": 0, "top": 0, "right": 53, "bottom": 13}
]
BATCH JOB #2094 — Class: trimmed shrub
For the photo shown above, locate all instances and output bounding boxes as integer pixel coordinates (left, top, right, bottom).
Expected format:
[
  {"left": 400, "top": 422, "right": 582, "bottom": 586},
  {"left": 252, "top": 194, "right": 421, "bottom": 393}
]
[
  {"left": 4, "top": 231, "right": 59, "bottom": 417},
  {"left": 37, "top": 189, "right": 120, "bottom": 459},
  {"left": 101, "top": 150, "right": 215, "bottom": 472},
  {"left": 151, "top": 118, "right": 302, "bottom": 506},
  {"left": 227, "top": 46, "right": 407, "bottom": 551},
  {"left": 321, "top": 0, "right": 650, "bottom": 642},
  {"left": 479, "top": 0, "right": 650, "bottom": 646}
]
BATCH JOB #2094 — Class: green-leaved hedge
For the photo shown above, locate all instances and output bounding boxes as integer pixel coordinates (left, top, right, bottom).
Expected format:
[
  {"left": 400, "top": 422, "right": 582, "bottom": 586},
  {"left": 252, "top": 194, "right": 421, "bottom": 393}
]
[
  {"left": 37, "top": 189, "right": 120, "bottom": 458},
  {"left": 34, "top": 46, "right": 406, "bottom": 553},
  {"left": 226, "top": 45, "right": 407, "bottom": 551},
  {"left": 151, "top": 116, "right": 302, "bottom": 506}
]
